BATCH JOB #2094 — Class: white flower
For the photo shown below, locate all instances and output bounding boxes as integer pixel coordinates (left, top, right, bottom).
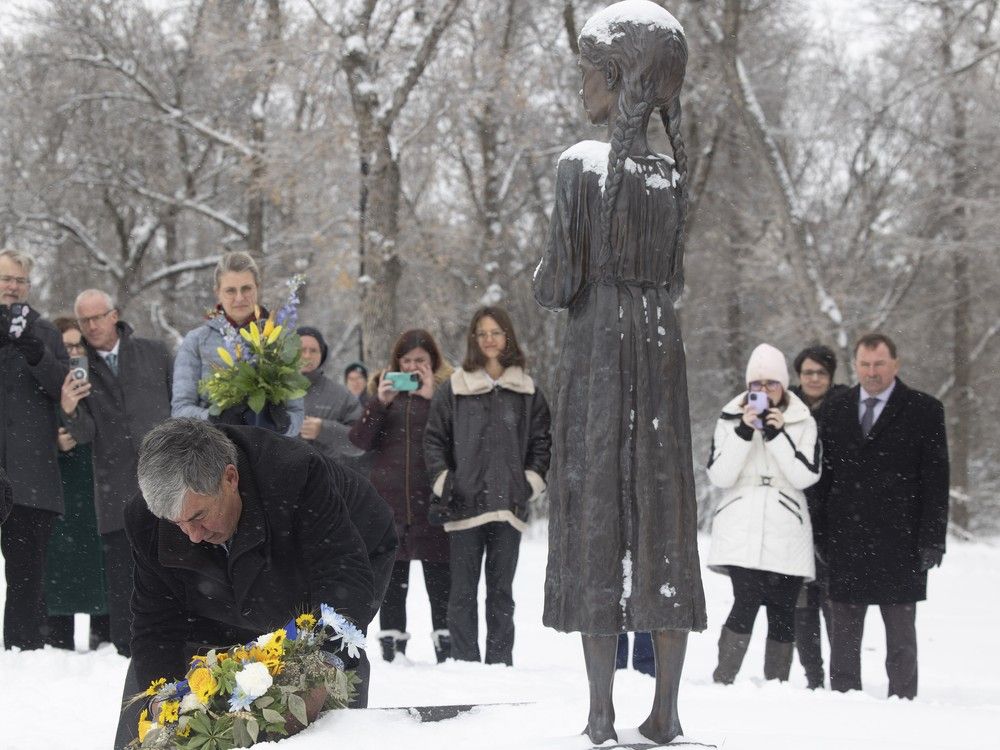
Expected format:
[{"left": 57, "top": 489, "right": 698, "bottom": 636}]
[
  {"left": 180, "top": 692, "right": 204, "bottom": 712},
  {"left": 234, "top": 662, "right": 273, "bottom": 699},
  {"left": 256, "top": 631, "right": 276, "bottom": 649},
  {"left": 320, "top": 603, "right": 367, "bottom": 659}
]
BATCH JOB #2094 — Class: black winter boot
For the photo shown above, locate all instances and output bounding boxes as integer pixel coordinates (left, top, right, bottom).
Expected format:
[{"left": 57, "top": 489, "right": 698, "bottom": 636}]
[
  {"left": 377, "top": 630, "right": 410, "bottom": 662},
  {"left": 764, "top": 639, "right": 795, "bottom": 681},
  {"left": 432, "top": 629, "right": 451, "bottom": 663},
  {"left": 712, "top": 627, "right": 751, "bottom": 685}
]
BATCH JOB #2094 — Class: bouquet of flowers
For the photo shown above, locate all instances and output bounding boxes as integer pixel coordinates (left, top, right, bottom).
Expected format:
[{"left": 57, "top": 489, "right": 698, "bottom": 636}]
[
  {"left": 198, "top": 276, "right": 310, "bottom": 416},
  {"left": 130, "top": 604, "right": 366, "bottom": 750}
]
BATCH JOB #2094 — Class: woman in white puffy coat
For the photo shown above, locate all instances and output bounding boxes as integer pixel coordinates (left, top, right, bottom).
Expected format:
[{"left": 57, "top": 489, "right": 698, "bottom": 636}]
[{"left": 706, "top": 344, "right": 821, "bottom": 685}]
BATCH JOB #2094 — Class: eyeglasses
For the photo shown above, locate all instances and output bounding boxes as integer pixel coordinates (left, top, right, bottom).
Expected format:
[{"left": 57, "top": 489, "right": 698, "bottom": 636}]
[
  {"left": 77, "top": 309, "right": 116, "bottom": 327},
  {"left": 65, "top": 342, "right": 86, "bottom": 352},
  {"left": 800, "top": 369, "right": 830, "bottom": 379},
  {"left": 749, "top": 380, "right": 783, "bottom": 391},
  {"left": 0, "top": 275, "right": 30, "bottom": 286},
  {"left": 475, "top": 330, "right": 505, "bottom": 341}
]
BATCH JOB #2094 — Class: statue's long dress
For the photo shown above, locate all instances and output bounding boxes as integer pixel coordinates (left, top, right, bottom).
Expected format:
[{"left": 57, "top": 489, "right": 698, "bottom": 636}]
[{"left": 534, "top": 141, "right": 707, "bottom": 634}]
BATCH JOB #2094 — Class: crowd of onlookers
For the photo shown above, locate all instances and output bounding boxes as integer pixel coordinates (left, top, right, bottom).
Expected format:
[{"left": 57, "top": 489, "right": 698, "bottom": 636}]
[{"left": 0, "top": 247, "right": 949, "bottom": 703}]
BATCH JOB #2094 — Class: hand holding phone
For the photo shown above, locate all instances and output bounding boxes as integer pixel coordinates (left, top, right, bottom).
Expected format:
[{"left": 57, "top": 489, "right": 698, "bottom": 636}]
[
  {"left": 384, "top": 371, "right": 421, "bottom": 392},
  {"left": 746, "top": 391, "right": 769, "bottom": 430}
]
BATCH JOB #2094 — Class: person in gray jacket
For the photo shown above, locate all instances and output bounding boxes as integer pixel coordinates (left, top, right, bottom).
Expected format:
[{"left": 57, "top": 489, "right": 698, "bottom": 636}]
[
  {"left": 296, "top": 325, "right": 364, "bottom": 463},
  {"left": 171, "top": 251, "right": 303, "bottom": 435},
  {"left": 0, "top": 249, "right": 68, "bottom": 650},
  {"left": 60, "top": 289, "right": 174, "bottom": 656}
]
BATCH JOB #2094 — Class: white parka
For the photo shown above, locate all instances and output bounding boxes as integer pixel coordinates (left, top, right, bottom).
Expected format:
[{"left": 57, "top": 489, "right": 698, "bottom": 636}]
[{"left": 706, "top": 391, "right": 820, "bottom": 580}]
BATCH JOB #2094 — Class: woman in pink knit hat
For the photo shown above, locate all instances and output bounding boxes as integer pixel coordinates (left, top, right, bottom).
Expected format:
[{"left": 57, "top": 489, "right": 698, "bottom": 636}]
[{"left": 705, "top": 343, "right": 821, "bottom": 685}]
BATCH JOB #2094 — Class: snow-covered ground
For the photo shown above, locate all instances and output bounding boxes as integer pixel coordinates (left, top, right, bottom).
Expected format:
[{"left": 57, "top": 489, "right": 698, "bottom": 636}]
[{"left": 1, "top": 527, "right": 997, "bottom": 750}]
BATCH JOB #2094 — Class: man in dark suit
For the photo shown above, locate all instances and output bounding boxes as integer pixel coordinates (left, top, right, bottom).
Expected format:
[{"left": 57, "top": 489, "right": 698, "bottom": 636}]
[
  {"left": 814, "top": 333, "right": 949, "bottom": 699},
  {"left": 61, "top": 289, "right": 173, "bottom": 656},
  {"left": 0, "top": 248, "right": 69, "bottom": 650},
  {"left": 114, "top": 418, "right": 394, "bottom": 749}
]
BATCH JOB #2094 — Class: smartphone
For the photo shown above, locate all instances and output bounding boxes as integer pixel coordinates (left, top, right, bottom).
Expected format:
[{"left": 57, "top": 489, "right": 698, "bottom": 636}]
[
  {"left": 747, "top": 391, "right": 769, "bottom": 429},
  {"left": 7, "top": 302, "right": 30, "bottom": 339},
  {"left": 69, "top": 355, "right": 89, "bottom": 382},
  {"left": 384, "top": 371, "right": 421, "bottom": 392}
]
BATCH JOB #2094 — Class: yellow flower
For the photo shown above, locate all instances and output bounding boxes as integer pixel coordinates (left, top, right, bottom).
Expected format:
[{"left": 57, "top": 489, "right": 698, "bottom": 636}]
[
  {"left": 144, "top": 678, "right": 166, "bottom": 696},
  {"left": 263, "top": 318, "right": 275, "bottom": 338},
  {"left": 138, "top": 709, "right": 154, "bottom": 742},
  {"left": 296, "top": 613, "right": 317, "bottom": 630},
  {"left": 239, "top": 328, "right": 254, "bottom": 345},
  {"left": 234, "top": 646, "right": 250, "bottom": 662},
  {"left": 188, "top": 667, "right": 219, "bottom": 704},
  {"left": 216, "top": 347, "right": 235, "bottom": 367},
  {"left": 158, "top": 700, "right": 180, "bottom": 725},
  {"left": 266, "top": 324, "right": 282, "bottom": 344},
  {"left": 176, "top": 723, "right": 191, "bottom": 738},
  {"left": 216, "top": 652, "right": 230, "bottom": 663},
  {"left": 249, "top": 322, "right": 262, "bottom": 348}
]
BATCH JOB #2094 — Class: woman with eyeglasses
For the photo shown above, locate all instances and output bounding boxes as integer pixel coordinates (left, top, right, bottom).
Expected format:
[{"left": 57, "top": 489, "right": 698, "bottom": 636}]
[
  {"left": 789, "top": 345, "right": 847, "bottom": 689},
  {"left": 423, "top": 306, "right": 551, "bottom": 666},
  {"left": 44, "top": 317, "right": 109, "bottom": 651},
  {"left": 705, "top": 343, "right": 821, "bottom": 685}
]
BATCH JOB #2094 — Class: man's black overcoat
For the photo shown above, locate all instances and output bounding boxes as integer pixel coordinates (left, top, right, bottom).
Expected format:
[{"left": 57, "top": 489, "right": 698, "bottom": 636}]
[
  {"left": 125, "top": 425, "right": 391, "bottom": 687},
  {"left": 813, "top": 380, "right": 949, "bottom": 604}
]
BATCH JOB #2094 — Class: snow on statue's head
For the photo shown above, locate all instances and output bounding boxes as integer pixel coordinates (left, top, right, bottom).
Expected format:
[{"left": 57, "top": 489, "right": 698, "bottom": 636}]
[
  {"left": 579, "top": 0, "right": 687, "bottom": 114},
  {"left": 578, "top": 0, "right": 689, "bottom": 268}
]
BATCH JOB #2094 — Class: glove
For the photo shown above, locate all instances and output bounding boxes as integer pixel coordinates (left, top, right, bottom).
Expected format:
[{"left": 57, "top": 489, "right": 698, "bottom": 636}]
[
  {"left": 919, "top": 548, "right": 943, "bottom": 571},
  {"left": 265, "top": 402, "right": 291, "bottom": 434},
  {"left": 209, "top": 404, "right": 250, "bottom": 426},
  {"left": 762, "top": 422, "right": 783, "bottom": 442},
  {"left": 734, "top": 421, "right": 754, "bottom": 441},
  {"left": 12, "top": 331, "right": 45, "bottom": 366},
  {"left": 427, "top": 502, "right": 449, "bottom": 526}
]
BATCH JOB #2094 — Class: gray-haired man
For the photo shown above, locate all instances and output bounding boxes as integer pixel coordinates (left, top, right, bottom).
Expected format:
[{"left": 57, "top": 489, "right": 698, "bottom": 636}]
[{"left": 115, "top": 418, "right": 395, "bottom": 748}]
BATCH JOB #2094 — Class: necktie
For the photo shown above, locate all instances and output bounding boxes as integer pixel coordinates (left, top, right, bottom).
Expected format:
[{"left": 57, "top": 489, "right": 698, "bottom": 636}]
[
  {"left": 860, "top": 396, "right": 879, "bottom": 437},
  {"left": 106, "top": 352, "right": 118, "bottom": 376}
]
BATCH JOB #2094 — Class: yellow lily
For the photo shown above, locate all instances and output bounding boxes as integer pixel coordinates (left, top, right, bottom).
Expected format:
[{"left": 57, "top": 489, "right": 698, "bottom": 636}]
[
  {"left": 263, "top": 318, "right": 275, "bottom": 338},
  {"left": 249, "top": 322, "right": 262, "bottom": 348},
  {"left": 216, "top": 347, "right": 235, "bottom": 367},
  {"left": 266, "top": 324, "right": 282, "bottom": 344},
  {"left": 239, "top": 328, "right": 254, "bottom": 344}
]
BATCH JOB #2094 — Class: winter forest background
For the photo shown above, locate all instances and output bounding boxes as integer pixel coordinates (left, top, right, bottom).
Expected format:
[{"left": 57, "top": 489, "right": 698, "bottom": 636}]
[{"left": 1, "top": 0, "right": 997, "bottom": 534}]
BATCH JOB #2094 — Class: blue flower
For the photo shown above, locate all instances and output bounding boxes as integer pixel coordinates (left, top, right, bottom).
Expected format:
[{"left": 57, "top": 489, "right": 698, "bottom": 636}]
[
  {"left": 319, "top": 603, "right": 345, "bottom": 630},
  {"left": 320, "top": 603, "right": 366, "bottom": 659},
  {"left": 283, "top": 617, "right": 299, "bottom": 642},
  {"left": 228, "top": 687, "right": 254, "bottom": 712}
]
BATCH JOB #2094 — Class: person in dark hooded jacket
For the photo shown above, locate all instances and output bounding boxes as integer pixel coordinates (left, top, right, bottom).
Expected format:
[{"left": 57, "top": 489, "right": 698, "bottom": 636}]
[
  {"left": 424, "top": 307, "right": 550, "bottom": 666},
  {"left": 297, "top": 325, "right": 364, "bottom": 463}
]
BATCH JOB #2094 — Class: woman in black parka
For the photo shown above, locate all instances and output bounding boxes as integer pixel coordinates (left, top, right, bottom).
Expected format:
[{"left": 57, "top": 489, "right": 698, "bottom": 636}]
[{"left": 424, "top": 307, "right": 550, "bottom": 667}]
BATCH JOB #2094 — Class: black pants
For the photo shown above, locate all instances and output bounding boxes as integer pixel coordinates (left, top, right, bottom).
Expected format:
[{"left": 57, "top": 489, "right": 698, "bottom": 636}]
[
  {"left": 44, "top": 613, "right": 111, "bottom": 650},
  {"left": 448, "top": 521, "right": 521, "bottom": 665},
  {"left": 725, "top": 566, "right": 803, "bottom": 643},
  {"left": 1, "top": 505, "right": 57, "bottom": 650},
  {"left": 829, "top": 601, "right": 918, "bottom": 699},
  {"left": 102, "top": 530, "right": 134, "bottom": 657},
  {"left": 795, "top": 579, "right": 832, "bottom": 686},
  {"left": 379, "top": 559, "right": 450, "bottom": 634},
  {"left": 616, "top": 632, "right": 655, "bottom": 676}
]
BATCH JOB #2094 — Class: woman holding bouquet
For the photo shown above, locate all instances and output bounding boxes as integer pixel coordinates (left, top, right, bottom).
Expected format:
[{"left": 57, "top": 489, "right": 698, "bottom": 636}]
[
  {"left": 171, "top": 251, "right": 303, "bottom": 436},
  {"left": 423, "top": 307, "right": 551, "bottom": 666}
]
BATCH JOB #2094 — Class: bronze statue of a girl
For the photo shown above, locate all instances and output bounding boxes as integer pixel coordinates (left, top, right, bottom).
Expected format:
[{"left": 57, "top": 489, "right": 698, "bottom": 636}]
[{"left": 533, "top": 1, "right": 706, "bottom": 744}]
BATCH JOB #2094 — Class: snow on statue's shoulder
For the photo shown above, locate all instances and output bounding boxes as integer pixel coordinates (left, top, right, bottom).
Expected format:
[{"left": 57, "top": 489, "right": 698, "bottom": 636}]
[
  {"left": 559, "top": 140, "right": 611, "bottom": 187},
  {"left": 580, "top": 0, "right": 683, "bottom": 46}
]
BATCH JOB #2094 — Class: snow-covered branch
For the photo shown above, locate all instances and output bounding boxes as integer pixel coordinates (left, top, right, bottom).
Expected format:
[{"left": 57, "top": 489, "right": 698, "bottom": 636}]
[
  {"left": 139, "top": 254, "right": 223, "bottom": 290},
  {"left": 18, "top": 212, "right": 124, "bottom": 279},
  {"left": 936, "top": 319, "right": 1000, "bottom": 401}
]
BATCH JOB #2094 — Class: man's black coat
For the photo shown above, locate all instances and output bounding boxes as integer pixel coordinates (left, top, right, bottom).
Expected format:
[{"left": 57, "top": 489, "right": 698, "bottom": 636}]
[
  {"left": 125, "top": 425, "right": 395, "bottom": 688},
  {"left": 813, "top": 380, "right": 949, "bottom": 605}
]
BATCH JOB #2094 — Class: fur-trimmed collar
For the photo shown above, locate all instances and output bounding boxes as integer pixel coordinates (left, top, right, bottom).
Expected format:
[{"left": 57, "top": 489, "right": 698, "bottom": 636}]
[
  {"left": 367, "top": 362, "right": 455, "bottom": 396},
  {"left": 451, "top": 366, "right": 535, "bottom": 396},
  {"left": 721, "top": 389, "right": 812, "bottom": 424}
]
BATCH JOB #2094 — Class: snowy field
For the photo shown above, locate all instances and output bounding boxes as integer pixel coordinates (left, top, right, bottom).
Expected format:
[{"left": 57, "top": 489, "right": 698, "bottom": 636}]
[{"left": 1, "top": 527, "right": 998, "bottom": 750}]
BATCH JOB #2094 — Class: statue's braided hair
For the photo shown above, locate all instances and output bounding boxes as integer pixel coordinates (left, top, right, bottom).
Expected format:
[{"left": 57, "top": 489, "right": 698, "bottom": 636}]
[{"left": 662, "top": 95, "right": 688, "bottom": 287}]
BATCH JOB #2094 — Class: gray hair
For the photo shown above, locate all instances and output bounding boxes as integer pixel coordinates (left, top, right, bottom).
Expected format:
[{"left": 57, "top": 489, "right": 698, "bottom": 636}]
[
  {"left": 137, "top": 418, "right": 237, "bottom": 520},
  {"left": 0, "top": 249, "right": 33, "bottom": 276},
  {"left": 214, "top": 251, "right": 261, "bottom": 290},
  {"left": 73, "top": 289, "right": 117, "bottom": 315}
]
